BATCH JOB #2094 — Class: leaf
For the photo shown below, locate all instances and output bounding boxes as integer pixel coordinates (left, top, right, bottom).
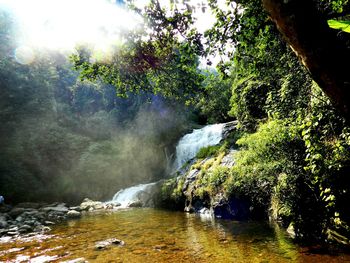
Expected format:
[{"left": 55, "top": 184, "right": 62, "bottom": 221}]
[{"left": 327, "top": 20, "right": 350, "bottom": 33}]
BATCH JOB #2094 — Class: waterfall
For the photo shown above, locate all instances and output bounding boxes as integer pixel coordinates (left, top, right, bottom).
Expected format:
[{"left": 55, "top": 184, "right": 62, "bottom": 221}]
[
  {"left": 108, "top": 123, "right": 227, "bottom": 207},
  {"left": 109, "top": 182, "right": 158, "bottom": 207},
  {"left": 172, "top": 123, "right": 225, "bottom": 170}
]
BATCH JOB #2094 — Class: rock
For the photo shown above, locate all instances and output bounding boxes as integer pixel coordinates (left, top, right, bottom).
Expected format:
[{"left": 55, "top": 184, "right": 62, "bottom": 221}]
[
  {"left": 184, "top": 205, "right": 195, "bottom": 213},
  {"left": 182, "top": 169, "right": 200, "bottom": 192},
  {"left": 222, "top": 121, "right": 238, "bottom": 138},
  {"left": 15, "top": 216, "right": 23, "bottom": 222},
  {"left": 69, "top": 206, "right": 82, "bottom": 212},
  {"left": 220, "top": 149, "right": 237, "bottom": 168},
  {"left": 44, "top": 221, "right": 55, "bottom": 225},
  {"left": 95, "top": 238, "right": 125, "bottom": 250},
  {"left": 154, "top": 244, "right": 167, "bottom": 250},
  {"left": 287, "top": 223, "right": 296, "bottom": 239},
  {"left": 34, "top": 225, "right": 51, "bottom": 233},
  {"left": 41, "top": 206, "right": 69, "bottom": 213},
  {"left": 128, "top": 201, "right": 143, "bottom": 208},
  {"left": 0, "top": 214, "right": 9, "bottom": 228},
  {"left": 212, "top": 195, "right": 250, "bottom": 220},
  {"left": 105, "top": 203, "right": 120, "bottom": 209},
  {"left": 199, "top": 207, "right": 211, "bottom": 215},
  {"left": 8, "top": 207, "right": 26, "bottom": 218},
  {"left": 67, "top": 210, "right": 81, "bottom": 219},
  {"left": 80, "top": 199, "right": 104, "bottom": 211},
  {"left": 0, "top": 204, "right": 12, "bottom": 213},
  {"left": 7, "top": 231, "right": 19, "bottom": 236},
  {"left": 19, "top": 224, "right": 32, "bottom": 233}
]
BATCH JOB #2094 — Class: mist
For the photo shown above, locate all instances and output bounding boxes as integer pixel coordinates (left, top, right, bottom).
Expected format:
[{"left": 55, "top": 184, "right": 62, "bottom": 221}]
[{"left": 0, "top": 6, "right": 192, "bottom": 204}]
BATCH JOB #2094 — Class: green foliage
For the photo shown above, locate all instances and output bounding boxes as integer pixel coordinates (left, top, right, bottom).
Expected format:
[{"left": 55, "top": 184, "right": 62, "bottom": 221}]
[
  {"left": 72, "top": 0, "right": 206, "bottom": 105},
  {"left": 0, "top": 12, "right": 194, "bottom": 203},
  {"left": 328, "top": 19, "right": 350, "bottom": 32},
  {"left": 196, "top": 145, "right": 221, "bottom": 159},
  {"left": 195, "top": 71, "right": 233, "bottom": 123}
]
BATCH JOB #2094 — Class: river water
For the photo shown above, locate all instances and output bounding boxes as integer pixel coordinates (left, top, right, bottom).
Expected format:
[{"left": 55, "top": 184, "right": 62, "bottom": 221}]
[{"left": 1, "top": 208, "right": 349, "bottom": 262}]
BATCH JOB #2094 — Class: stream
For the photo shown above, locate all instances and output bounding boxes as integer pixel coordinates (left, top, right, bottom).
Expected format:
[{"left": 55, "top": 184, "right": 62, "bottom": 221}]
[{"left": 1, "top": 208, "right": 349, "bottom": 262}]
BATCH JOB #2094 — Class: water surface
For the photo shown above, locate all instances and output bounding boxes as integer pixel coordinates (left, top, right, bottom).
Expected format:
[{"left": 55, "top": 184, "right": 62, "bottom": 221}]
[{"left": 0, "top": 208, "right": 349, "bottom": 262}]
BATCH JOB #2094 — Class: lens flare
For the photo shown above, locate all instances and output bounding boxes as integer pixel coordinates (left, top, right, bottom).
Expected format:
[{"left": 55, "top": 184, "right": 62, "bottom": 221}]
[
  {"left": 0, "top": 0, "right": 142, "bottom": 60},
  {"left": 14, "top": 45, "right": 35, "bottom": 65}
]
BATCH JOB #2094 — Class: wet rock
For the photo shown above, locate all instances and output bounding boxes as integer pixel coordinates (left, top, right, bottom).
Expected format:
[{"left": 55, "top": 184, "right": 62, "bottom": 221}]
[
  {"left": 212, "top": 195, "right": 250, "bottom": 220},
  {"left": 184, "top": 205, "right": 195, "bottom": 213},
  {"left": 34, "top": 225, "right": 51, "bottom": 233},
  {"left": 199, "top": 207, "right": 211, "bottom": 215},
  {"left": 128, "top": 200, "right": 143, "bottom": 208},
  {"left": 220, "top": 149, "right": 237, "bottom": 168},
  {"left": 61, "top": 258, "right": 87, "bottom": 263},
  {"left": 67, "top": 210, "right": 81, "bottom": 219},
  {"left": 105, "top": 203, "right": 121, "bottom": 209},
  {"left": 154, "top": 244, "right": 167, "bottom": 250},
  {"left": 95, "top": 238, "right": 125, "bottom": 250}
]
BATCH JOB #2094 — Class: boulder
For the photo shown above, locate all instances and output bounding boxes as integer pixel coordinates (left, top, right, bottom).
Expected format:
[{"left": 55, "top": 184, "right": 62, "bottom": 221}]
[
  {"left": 95, "top": 238, "right": 125, "bottom": 250},
  {"left": 128, "top": 201, "right": 143, "bottom": 208},
  {"left": 212, "top": 195, "right": 250, "bottom": 220},
  {"left": 41, "top": 206, "right": 69, "bottom": 213},
  {"left": 67, "top": 210, "right": 81, "bottom": 219},
  {"left": 0, "top": 213, "right": 9, "bottom": 228},
  {"left": 80, "top": 199, "right": 104, "bottom": 211}
]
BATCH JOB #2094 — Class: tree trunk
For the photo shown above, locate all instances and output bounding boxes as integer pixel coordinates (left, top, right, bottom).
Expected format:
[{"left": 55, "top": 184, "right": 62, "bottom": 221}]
[{"left": 262, "top": 0, "right": 350, "bottom": 120}]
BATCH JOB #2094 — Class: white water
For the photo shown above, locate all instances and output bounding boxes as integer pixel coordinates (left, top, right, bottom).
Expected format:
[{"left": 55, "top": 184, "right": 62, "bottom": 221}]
[
  {"left": 110, "top": 182, "right": 157, "bottom": 207},
  {"left": 173, "top": 123, "right": 225, "bottom": 170},
  {"left": 109, "top": 123, "right": 226, "bottom": 207}
]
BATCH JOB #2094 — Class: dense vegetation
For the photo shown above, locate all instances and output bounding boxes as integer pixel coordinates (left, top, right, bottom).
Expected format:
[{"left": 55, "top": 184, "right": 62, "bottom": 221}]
[
  {"left": 1, "top": 0, "right": 350, "bottom": 247},
  {"left": 152, "top": 0, "right": 350, "bottom": 245},
  {"left": 0, "top": 11, "right": 198, "bottom": 204}
]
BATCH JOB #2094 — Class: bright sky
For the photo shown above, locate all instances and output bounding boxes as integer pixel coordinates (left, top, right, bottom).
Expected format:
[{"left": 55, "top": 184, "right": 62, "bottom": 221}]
[{"left": 0, "top": 0, "right": 219, "bottom": 65}]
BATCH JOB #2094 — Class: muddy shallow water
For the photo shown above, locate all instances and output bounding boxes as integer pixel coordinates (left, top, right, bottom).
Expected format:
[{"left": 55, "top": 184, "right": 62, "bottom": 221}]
[{"left": 0, "top": 208, "right": 349, "bottom": 262}]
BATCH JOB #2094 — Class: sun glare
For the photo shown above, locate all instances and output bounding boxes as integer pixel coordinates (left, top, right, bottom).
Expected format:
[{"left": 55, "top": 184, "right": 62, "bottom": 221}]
[{"left": 0, "top": 0, "right": 142, "bottom": 63}]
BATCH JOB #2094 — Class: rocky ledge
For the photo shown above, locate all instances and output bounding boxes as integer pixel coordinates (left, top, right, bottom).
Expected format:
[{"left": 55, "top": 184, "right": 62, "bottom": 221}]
[{"left": 0, "top": 198, "right": 121, "bottom": 238}]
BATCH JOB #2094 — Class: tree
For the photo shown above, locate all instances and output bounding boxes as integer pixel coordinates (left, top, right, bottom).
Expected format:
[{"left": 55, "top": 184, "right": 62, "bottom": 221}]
[{"left": 262, "top": 0, "right": 350, "bottom": 120}]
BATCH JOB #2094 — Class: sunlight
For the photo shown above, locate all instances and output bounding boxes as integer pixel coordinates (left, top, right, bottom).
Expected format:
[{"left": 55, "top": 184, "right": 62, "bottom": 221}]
[{"left": 0, "top": 0, "right": 142, "bottom": 61}]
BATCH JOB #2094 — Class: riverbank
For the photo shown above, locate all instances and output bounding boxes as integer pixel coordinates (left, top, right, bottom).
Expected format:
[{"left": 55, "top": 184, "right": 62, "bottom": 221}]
[{"left": 0, "top": 199, "right": 121, "bottom": 239}]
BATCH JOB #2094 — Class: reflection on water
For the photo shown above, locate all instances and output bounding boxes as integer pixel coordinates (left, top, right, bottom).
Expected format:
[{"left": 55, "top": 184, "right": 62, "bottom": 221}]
[{"left": 0, "top": 208, "right": 349, "bottom": 262}]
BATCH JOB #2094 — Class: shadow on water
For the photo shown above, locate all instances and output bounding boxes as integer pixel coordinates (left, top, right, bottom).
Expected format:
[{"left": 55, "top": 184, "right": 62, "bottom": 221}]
[{"left": 1, "top": 208, "right": 349, "bottom": 262}]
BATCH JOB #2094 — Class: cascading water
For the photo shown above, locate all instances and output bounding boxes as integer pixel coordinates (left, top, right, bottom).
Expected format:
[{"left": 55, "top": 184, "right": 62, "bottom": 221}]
[
  {"left": 110, "top": 182, "right": 158, "bottom": 207},
  {"left": 173, "top": 123, "right": 225, "bottom": 170},
  {"left": 108, "top": 123, "right": 226, "bottom": 207}
]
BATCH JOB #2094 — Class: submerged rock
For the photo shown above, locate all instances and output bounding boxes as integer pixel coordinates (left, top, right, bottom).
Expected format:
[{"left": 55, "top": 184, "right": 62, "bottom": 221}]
[
  {"left": 67, "top": 210, "right": 81, "bottom": 219},
  {"left": 95, "top": 238, "right": 125, "bottom": 250},
  {"left": 128, "top": 200, "right": 143, "bottom": 208}
]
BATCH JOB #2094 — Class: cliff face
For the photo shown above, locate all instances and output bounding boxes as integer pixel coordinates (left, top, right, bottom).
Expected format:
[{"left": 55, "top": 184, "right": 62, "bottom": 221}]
[{"left": 158, "top": 121, "right": 264, "bottom": 220}]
